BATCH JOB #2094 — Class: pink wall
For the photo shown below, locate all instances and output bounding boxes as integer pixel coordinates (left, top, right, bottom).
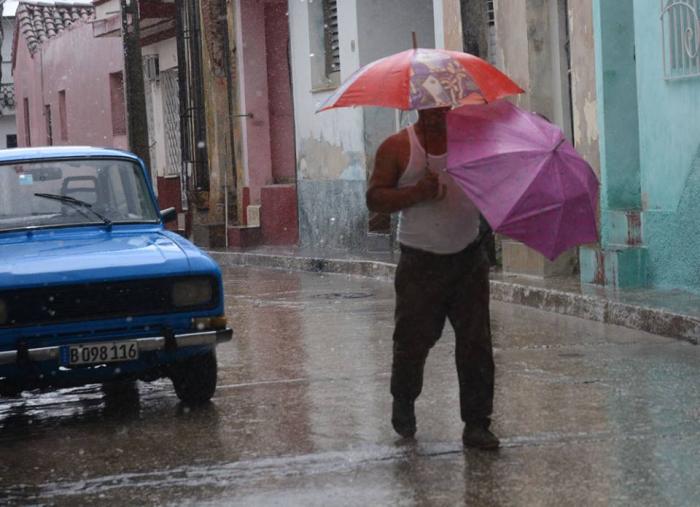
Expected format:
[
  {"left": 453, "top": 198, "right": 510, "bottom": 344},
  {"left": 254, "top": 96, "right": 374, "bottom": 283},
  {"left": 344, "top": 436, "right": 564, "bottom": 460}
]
[
  {"left": 14, "top": 21, "right": 126, "bottom": 150},
  {"left": 241, "top": 0, "right": 273, "bottom": 204},
  {"left": 264, "top": 1, "right": 295, "bottom": 183},
  {"left": 240, "top": 0, "right": 296, "bottom": 203},
  {"left": 14, "top": 37, "right": 43, "bottom": 147}
]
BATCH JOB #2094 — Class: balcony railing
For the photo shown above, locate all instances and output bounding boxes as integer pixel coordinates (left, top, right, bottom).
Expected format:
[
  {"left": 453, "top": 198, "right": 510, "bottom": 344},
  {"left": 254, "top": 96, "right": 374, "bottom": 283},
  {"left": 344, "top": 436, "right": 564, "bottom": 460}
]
[{"left": 0, "top": 84, "right": 15, "bottom": 109}]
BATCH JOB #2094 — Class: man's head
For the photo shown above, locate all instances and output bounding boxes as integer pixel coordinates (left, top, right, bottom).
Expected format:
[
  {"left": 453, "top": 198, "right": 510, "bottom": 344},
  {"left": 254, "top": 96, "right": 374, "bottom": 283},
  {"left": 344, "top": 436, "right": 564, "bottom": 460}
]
[{"left": 417, "top": 107, "right": 450, "bottom": 131}]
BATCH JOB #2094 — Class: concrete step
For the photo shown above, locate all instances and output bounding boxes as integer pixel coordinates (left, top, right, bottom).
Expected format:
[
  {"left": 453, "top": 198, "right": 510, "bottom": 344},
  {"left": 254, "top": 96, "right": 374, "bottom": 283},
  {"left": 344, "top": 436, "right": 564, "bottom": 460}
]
[
  {"left": 260, "top": 184, "right": 298, "bottom": 245},
  {"left": 227, "top": 225, "right": 263, "bottom": 248}
]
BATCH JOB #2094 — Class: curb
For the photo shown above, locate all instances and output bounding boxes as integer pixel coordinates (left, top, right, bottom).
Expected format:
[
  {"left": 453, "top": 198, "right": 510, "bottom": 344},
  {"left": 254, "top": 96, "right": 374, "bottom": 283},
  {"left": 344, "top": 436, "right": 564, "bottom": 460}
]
[{"left": 210, "top": 251, "right": 700, "bottom": 345}]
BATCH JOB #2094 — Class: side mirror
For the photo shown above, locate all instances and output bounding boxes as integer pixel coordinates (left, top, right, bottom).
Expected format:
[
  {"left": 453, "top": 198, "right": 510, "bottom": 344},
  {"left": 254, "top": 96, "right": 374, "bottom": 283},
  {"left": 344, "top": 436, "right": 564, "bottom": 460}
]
[{"left": 160, "top": 207, "right": 177, "bottom": 224}]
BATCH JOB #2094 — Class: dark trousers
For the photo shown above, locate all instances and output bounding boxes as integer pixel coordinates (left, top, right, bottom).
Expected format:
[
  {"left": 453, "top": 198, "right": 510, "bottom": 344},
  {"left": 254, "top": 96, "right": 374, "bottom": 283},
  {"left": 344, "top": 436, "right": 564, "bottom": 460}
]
[{"left": 391, "top": 241, "right": 495, "bottom": 427}]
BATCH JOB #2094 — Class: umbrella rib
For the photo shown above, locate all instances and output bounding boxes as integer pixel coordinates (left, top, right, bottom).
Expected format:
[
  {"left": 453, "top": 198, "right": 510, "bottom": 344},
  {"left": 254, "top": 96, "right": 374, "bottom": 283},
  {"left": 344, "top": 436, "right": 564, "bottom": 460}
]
[
  {"left": 548, "top": 161, "right": 567, "bottom": 257},
  {"left": 499, "top": 202, "right": 563, "bottom": 226},
  {"left": 496, "top": 158, "right": 553, "bottom": 225},
  {"left": 447, "top": 149, "right": 553, "bottom": 168}
]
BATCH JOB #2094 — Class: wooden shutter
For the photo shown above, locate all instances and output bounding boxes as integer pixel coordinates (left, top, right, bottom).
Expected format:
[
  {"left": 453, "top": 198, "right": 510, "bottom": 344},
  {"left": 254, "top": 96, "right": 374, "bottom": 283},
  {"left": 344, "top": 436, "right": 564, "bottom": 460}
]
[{"left": 323, "top": 0, "right": 340, "bottom": 76}]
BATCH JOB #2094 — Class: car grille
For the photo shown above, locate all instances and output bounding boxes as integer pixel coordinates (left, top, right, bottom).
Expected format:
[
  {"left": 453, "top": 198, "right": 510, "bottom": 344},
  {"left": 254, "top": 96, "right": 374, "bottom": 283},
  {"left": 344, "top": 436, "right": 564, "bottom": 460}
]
[{"left": 1, "top": 276, "right": 218, "bottom": 328}]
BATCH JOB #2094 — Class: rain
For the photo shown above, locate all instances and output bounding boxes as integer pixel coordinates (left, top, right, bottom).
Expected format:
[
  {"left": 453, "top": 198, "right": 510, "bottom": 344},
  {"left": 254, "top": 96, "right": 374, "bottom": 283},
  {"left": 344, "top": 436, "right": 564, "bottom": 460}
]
[{"left": 2, "top": 0, "right": 700, "bottom": 506}]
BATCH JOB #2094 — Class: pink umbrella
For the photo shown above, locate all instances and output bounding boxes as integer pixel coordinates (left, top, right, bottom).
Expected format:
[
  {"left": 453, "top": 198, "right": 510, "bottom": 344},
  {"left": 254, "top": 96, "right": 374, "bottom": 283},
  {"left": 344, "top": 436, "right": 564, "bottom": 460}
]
[{"left": 446, "top": 100, "right": 599, "bottom": 261}]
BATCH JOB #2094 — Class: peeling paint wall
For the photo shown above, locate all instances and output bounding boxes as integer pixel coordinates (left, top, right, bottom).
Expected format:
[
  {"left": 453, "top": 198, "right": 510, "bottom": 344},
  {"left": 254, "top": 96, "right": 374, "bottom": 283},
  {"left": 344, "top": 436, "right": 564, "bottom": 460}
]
[
  {"left": 568, "top": 2, "right": 600, "bottom": 178},
  {"left": 289, "top": 0, "right": 366, "bottom": 250},
  {"left": 289, "top": 0, "right": 435, "bottom": 251},
  {"left": 441, "top": 0, "right": 463, "bottom": 51},
  {"left": 494, "top": 0, "right": 530, "bottom": 109}
]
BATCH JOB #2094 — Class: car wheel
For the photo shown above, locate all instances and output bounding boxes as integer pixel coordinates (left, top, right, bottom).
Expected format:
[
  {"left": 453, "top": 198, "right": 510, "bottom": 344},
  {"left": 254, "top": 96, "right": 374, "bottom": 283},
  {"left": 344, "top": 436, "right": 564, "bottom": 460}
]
[
  {"left": 170, "top": 350, "right": 217, "bottom": 405},
  {"left": 0, "top": 382, "right": 22, "bottom": 398},
  {"left": 102, "top": 380, "right": 138, "bottom": 397}
]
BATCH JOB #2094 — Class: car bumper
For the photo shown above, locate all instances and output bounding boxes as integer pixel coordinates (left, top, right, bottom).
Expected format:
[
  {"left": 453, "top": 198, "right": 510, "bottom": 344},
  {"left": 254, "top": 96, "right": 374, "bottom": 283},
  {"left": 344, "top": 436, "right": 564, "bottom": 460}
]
[{"left": 0, "top": 328, "right": 233, "bottom": 366}]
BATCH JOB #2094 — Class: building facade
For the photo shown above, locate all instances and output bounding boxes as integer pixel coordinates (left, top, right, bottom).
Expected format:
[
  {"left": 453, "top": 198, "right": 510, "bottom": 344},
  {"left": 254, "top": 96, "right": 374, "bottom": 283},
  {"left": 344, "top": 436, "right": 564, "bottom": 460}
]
[
  {"left": 287, "top": 0, "right": 438, "bottom": 252},
  {"left": 13, "top": 1, "right": 126, "bottom": 151},
  {"left": 580, "top": 0, "right": 700, "bottom": 294},
  {"left": 1, "top": 6, "right": 17, "bottom": 149}
]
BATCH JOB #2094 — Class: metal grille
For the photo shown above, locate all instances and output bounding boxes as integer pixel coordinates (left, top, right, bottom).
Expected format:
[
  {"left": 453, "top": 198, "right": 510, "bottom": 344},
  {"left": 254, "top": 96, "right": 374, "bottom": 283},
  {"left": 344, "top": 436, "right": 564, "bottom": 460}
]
[
  {"left": 323, "top": 0, "right": 340, "bottom": 76},
  {"left": 175, "top": 0, "right": 209, "bottom": 191},
  {"left": 0, "top": 276, "right": 218, "bottom": 329},
  {"left": 144, "top": 77, "right": 157, "bottom": 179},
  {"left": 162, "top": 69, "right": 182, "bottom": 178},
  {"left": 487, "top": 0, "right": 495, "bottom": 26},
  {"left": 0, "top": 84, "right": 15, "bottom": 109},
  {"left": 661, "top": 0, "right": 700, "bottom": 79},
  {"left": 44, "top": 105, "right": 53, "bottom": 146}
]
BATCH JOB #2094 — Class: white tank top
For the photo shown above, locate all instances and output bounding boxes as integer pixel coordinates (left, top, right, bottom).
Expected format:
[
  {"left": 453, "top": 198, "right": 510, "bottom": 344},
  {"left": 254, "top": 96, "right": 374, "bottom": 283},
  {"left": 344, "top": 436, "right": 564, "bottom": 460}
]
[{"left": 397, "top": 125, "right": 481, "bottom": 254}]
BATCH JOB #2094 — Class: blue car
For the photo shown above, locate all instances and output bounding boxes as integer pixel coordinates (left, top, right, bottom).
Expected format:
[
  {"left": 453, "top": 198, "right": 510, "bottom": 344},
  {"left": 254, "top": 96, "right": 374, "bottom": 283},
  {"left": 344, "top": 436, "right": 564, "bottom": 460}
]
[{"left": 0, "top": 147, "right": 232, "bottom": 404}]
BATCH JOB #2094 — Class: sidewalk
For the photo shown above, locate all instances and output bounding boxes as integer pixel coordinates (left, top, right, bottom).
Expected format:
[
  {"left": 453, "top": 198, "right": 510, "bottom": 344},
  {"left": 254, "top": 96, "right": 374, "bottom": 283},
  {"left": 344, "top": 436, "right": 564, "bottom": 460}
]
[{"left": 209, "top": 246, "right": 700, "bottom": 345}]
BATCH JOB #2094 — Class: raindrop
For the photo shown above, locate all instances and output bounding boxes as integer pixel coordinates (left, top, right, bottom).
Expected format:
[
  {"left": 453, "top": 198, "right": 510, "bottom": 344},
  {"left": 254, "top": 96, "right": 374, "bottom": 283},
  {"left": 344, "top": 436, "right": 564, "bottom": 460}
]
[
  {"left": 114, "top": 368, "right": 121, "bottom": 375},
  {"left": 310, "top": 53, "right": 316, "bottom": 58},
  {"left": 126, "top": 316, "right": 133, "bottom": 323},
  {"left": 48, "top": 296, "right": 54, "bottom": 302},
  {"left": 197, "top": 141, "right": 206, "bottom": 149}
]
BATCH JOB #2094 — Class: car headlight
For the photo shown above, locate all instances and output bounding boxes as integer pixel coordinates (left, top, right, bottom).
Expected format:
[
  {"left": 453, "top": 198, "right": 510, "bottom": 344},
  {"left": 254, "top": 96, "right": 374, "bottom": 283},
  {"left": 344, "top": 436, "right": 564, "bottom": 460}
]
[
  {"left": 172, "top": 278, "right": 215, "bottom": 308},
  {"left": 0, "top": 299, "right": 6, "bottom": 325}
]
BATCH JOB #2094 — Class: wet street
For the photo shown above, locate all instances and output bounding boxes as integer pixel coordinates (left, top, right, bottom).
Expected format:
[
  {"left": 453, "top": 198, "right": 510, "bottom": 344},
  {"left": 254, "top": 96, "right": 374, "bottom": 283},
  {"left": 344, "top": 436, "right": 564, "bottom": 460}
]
[{"left": 2, "top": 266, "right": 700, "bottom": 506}]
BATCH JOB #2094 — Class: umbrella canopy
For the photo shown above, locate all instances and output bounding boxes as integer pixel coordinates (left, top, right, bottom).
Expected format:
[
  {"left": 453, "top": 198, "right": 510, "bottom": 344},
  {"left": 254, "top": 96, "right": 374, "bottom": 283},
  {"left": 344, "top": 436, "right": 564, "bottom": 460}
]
[
  {"left": 446, "top": 100, "right": 599, "bottom": 261},
  {"left": 317, "top": 48, "right": 523, "bottom": 112}
]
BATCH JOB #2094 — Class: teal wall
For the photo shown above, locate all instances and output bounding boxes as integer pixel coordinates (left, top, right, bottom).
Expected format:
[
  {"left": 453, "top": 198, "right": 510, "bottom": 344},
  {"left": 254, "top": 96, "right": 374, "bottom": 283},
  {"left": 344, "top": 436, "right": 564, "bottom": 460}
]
[
  {"left": 592, "top": 0, "right": 641, "bottom": 211},
  {"left": 633, "top": 0, "right": 700, "bottom": 292}
]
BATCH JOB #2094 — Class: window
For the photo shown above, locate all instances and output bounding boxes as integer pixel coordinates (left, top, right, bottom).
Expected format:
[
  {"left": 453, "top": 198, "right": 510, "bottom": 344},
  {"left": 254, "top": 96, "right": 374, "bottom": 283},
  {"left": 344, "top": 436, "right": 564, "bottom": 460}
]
[
  {"left": 487, "top": 0, "right": 495, "bottom": 26},
  {"left": 661, "top": 0, "right": 700, "bottom": 79},
  {"left": 309, "top": 0, "right": 340, "bottom": 90},
  {"left": 23, "top": 98, "right": 31, "bottom": 147},
  {"left": 6, "top": 134, "right": 17, "bottom": 148},
  {"left": 59, "top": 90, "right": 68, "bottom": 141},
  {"left": 109, "top": 72, "right": 127, "bottom": 135},
  {"left": 323, "top": 0, "right": 340, "bottom": 77},
  {"left": 44, "top": 105, "right": 53, "bottom": 146}
]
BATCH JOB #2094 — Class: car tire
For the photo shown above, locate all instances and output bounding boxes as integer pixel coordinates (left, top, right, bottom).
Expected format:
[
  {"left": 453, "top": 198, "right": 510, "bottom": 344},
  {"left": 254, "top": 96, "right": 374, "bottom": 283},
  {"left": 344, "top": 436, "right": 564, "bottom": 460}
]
[
  {"left": 170, "top": 350, "right": 217, "bottom": 405},
  {"left": 0, "top": 382, "right": 22, "bottom": 398},
  {"left": 102, "top": 380, "right": 138, "bottom": 397}
]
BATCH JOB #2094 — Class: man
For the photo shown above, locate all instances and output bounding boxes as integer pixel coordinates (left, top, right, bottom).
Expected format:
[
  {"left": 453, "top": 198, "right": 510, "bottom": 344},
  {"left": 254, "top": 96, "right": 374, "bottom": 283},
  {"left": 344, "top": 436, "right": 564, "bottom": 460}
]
[{"left": 366, "top": 107, "right": 498, "bottom": 450}]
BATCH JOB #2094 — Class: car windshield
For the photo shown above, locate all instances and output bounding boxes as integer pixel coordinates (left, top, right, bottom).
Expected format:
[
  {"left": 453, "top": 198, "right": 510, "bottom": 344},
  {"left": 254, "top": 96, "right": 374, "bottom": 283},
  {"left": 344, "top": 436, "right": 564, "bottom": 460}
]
[{"left": 0, "top": 159, "right": 160, "bottom": 232}]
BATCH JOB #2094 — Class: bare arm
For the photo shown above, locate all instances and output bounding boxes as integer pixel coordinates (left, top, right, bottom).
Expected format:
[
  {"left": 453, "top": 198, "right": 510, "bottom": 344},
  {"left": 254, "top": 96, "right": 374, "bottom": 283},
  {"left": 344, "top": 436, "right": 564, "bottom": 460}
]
[{"left": 366, "top": 135, "right": 440, "bottom": 214}]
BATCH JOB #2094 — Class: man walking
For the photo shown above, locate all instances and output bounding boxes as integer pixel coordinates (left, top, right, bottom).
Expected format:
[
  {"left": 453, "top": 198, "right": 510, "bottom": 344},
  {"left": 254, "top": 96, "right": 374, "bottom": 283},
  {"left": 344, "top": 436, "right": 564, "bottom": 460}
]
[{"left": 366, "top": 107, "right": 499, "bottom": 450}]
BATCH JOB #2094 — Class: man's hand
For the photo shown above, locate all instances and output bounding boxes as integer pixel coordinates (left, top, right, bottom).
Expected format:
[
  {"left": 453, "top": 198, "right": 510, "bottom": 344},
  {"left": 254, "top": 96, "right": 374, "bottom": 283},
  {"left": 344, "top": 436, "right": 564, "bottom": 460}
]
[{"left": 414, "top": 170, "right": 446, "bottom": 202}]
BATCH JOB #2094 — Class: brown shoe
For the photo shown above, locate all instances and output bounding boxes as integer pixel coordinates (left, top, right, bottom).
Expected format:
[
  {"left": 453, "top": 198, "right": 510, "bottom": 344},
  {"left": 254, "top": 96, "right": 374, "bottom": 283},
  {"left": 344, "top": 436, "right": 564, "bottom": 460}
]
[
  {"left": 462, "top": 425, "right": 500, "bottom": 450},
  {"left": 391, "top": 399, "right": 416, "bottom": 438}
]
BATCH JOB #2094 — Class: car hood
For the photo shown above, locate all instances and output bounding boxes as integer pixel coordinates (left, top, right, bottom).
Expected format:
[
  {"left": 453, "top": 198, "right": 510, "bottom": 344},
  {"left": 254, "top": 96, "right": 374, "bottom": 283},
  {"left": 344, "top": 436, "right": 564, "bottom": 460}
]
[{"left": 0, "top": 227, "right": 192, "bottom": 289}]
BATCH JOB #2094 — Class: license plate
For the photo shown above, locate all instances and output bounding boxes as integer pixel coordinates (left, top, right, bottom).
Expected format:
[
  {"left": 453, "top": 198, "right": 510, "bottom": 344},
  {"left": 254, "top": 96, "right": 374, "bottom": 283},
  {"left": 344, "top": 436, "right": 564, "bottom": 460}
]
[{"left": 61, "top": 340, "right": 139, "bottom": 366}]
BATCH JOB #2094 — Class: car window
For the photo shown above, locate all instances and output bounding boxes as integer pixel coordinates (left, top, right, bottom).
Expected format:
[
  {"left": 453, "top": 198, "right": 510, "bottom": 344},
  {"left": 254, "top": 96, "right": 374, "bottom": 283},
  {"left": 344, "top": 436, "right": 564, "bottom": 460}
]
[{"left": 0, "top": 159, "right": 160, "bottom": 231}]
